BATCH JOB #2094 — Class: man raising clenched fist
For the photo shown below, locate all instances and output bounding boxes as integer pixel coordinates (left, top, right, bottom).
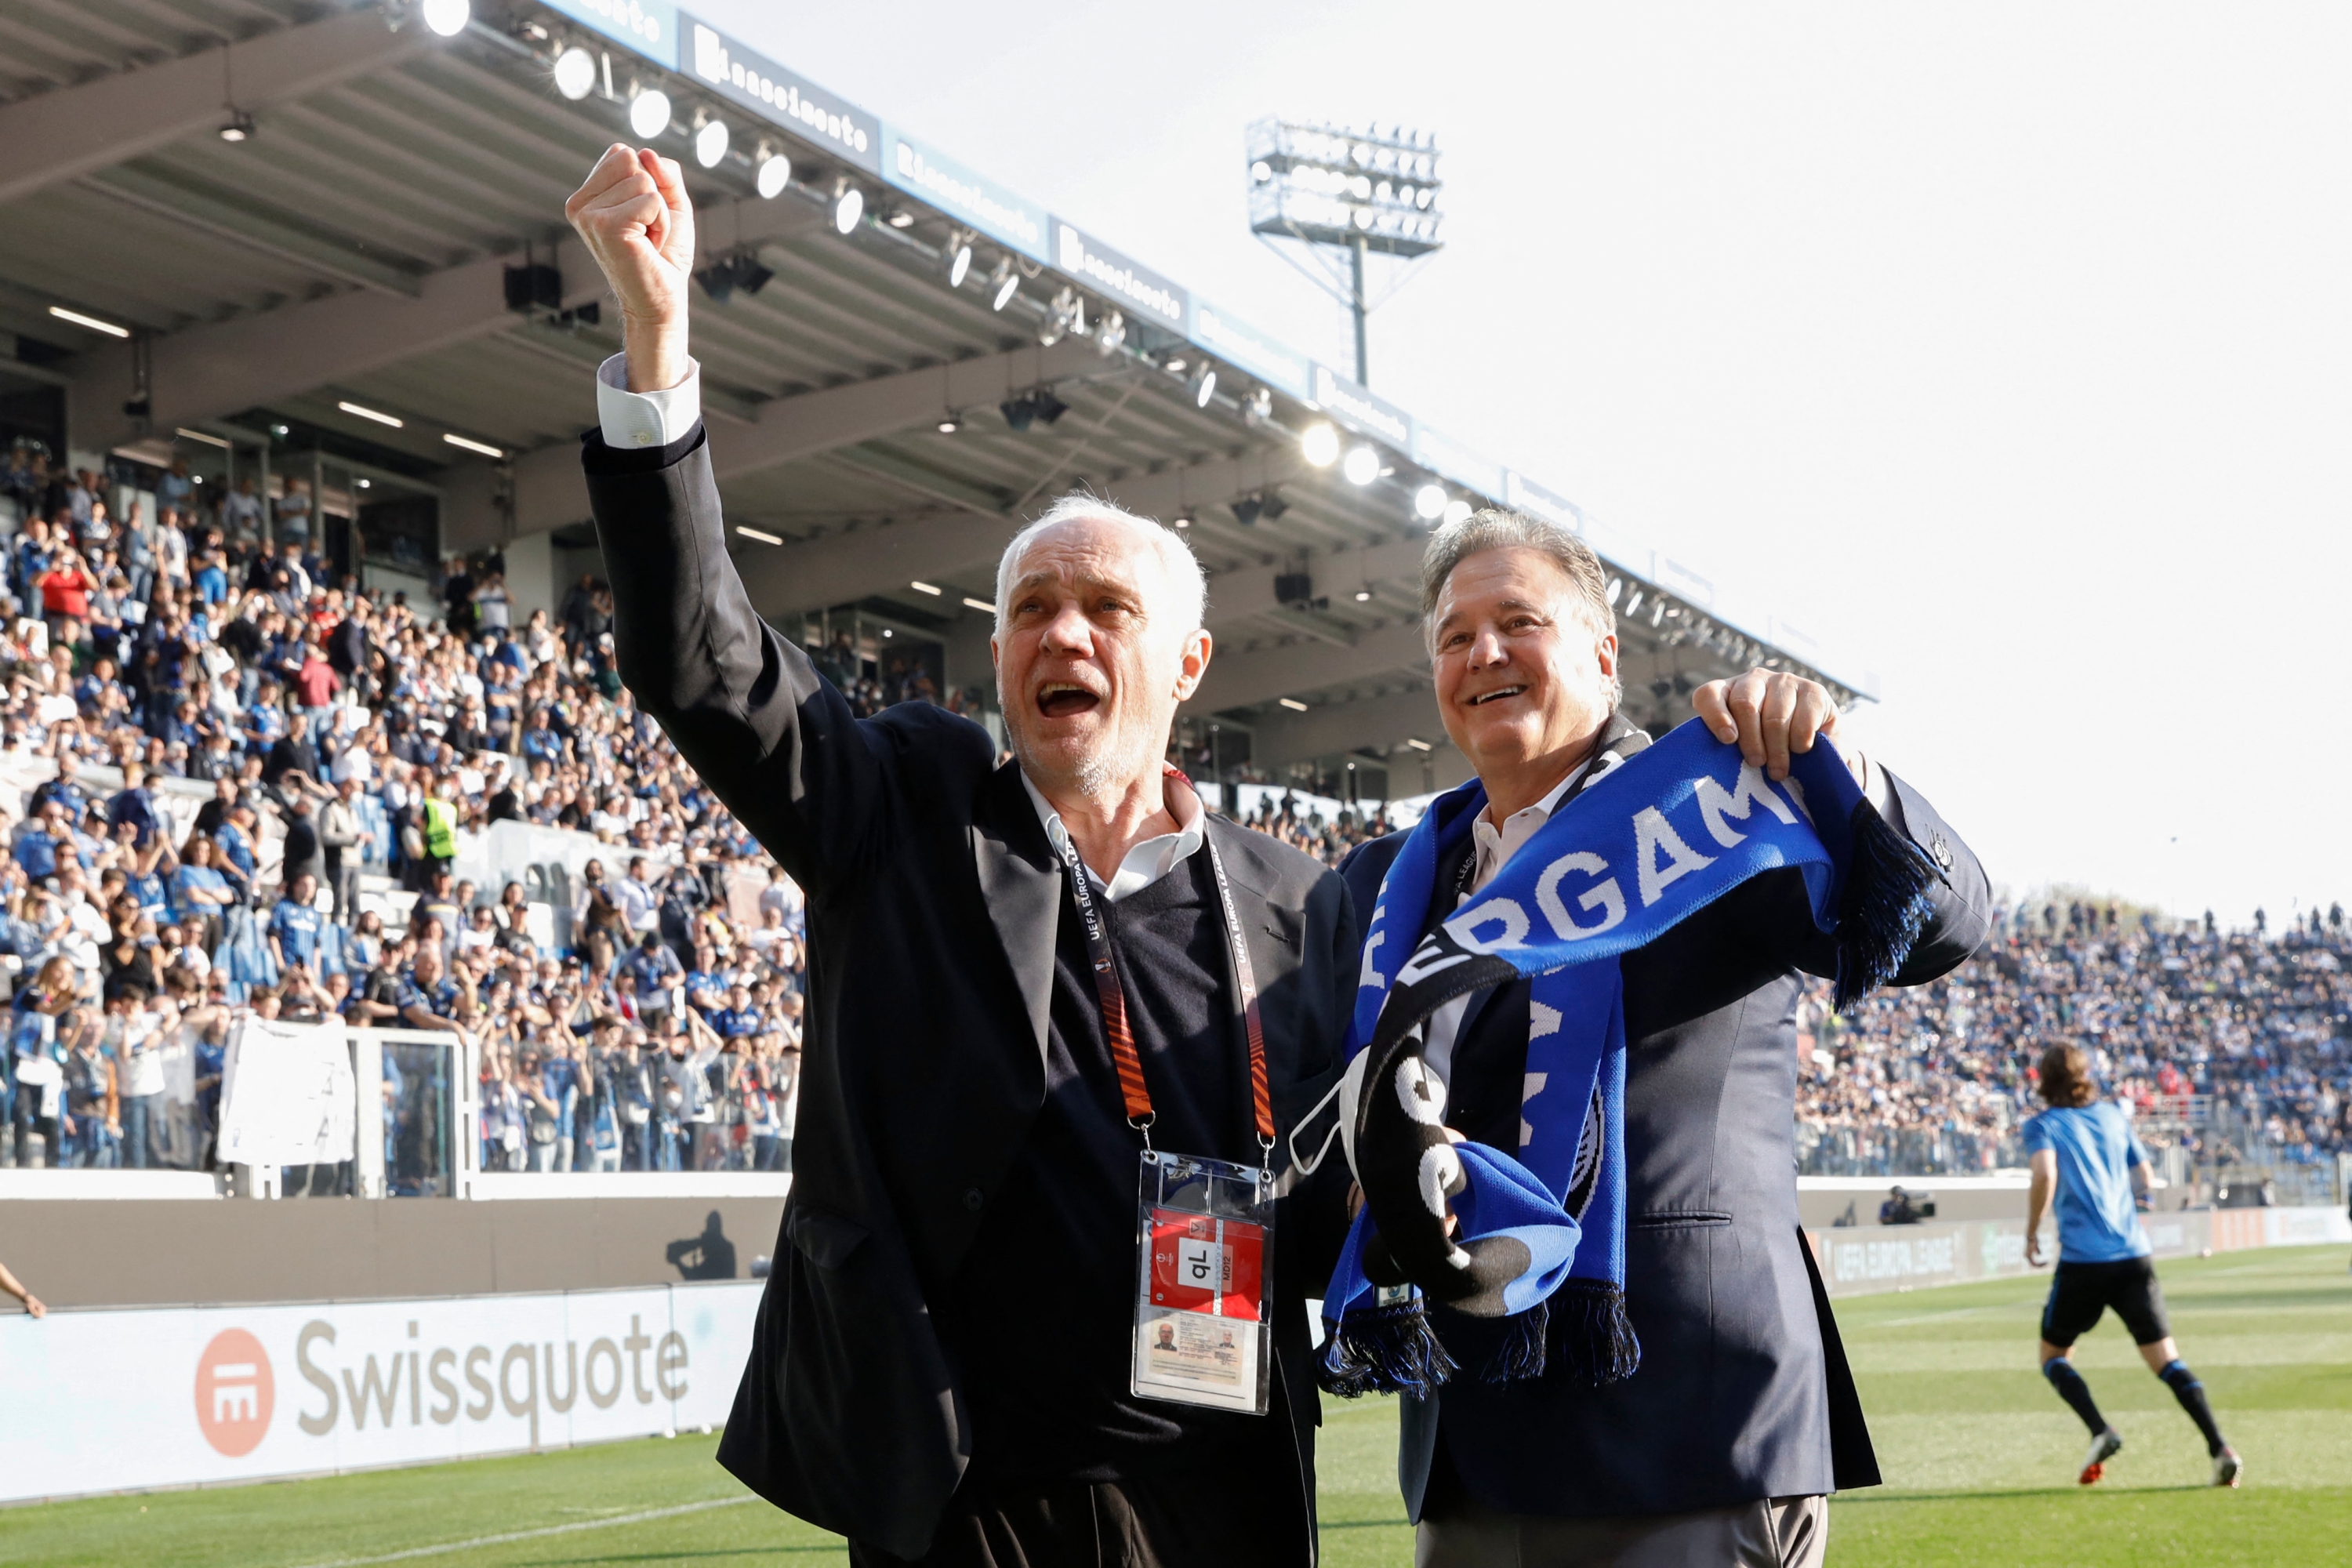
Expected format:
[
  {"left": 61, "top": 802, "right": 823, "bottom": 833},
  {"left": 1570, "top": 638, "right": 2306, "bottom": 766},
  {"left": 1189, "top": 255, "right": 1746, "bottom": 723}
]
[{"left": 564, "top": 143, "right": 695, "bottom": 396}]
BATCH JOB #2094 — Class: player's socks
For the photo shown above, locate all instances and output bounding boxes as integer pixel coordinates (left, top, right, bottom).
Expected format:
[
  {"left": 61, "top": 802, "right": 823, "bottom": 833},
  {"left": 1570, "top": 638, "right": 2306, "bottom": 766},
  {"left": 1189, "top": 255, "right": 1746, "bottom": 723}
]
[
  {"left": 2158, "top": 1359, "right": 2227, "bottom": 1457},
  {"left": 2042, "top": 1356, "right": 2107, "bottom": 1436}
]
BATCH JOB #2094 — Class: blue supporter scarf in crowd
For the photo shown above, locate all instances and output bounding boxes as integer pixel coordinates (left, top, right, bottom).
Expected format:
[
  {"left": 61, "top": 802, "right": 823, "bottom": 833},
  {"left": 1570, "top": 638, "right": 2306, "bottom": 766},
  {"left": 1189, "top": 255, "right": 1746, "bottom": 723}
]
[{"left": 1318, "top": 718, "right": 1942, "bottom": 1397}]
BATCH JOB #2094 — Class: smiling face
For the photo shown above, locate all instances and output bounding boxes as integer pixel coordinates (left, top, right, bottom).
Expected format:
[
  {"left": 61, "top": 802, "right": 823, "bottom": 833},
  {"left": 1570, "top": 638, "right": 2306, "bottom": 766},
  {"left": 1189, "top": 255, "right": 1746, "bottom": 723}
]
[
  {"left": 992, "top": 514, "right": 1210, "bottom": 801},
  {"left": 1428, "top": 546, "right": 1619, "bottom": 783}
]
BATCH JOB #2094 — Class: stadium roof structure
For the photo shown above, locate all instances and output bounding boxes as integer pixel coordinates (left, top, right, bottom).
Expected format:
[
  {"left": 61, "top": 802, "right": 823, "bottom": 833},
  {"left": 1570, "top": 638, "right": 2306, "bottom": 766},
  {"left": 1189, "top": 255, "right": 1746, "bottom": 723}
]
[{"left": 0, "top": 0, "right": 1875, "bottom": 795}]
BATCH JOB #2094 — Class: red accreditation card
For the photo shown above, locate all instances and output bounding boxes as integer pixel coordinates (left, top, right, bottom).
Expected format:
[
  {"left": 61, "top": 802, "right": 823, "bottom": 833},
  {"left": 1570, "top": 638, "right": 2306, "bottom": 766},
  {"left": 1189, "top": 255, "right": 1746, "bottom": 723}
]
[{"left": 1149, "top": 1209, "right": 1264, "bottom": 1323}]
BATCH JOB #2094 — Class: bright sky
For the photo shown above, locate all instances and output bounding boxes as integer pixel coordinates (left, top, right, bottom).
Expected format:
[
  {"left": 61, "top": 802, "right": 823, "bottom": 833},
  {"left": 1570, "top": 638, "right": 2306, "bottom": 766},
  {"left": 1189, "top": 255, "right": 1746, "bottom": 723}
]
[{"left": 691, "top": 1, "right": 2352, "bottom": 925}]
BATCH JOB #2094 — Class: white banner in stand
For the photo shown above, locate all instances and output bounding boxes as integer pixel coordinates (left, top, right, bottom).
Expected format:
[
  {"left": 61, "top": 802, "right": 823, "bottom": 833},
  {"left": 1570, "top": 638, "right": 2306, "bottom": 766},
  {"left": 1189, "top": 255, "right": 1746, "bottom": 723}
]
[
  {"left": 216, "top": 1016, "right": 356, "bottom": 1168},
  {"left": 0, "top": 1283, "right": 760, "bottom": 1503}
]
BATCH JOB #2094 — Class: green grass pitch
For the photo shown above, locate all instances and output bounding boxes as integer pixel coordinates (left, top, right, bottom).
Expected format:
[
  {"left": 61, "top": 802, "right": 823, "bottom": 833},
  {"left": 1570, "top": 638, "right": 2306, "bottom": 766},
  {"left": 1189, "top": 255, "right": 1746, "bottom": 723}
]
[{"left": 6, "top": 1246, "right": 2347, "bottom": 1566}]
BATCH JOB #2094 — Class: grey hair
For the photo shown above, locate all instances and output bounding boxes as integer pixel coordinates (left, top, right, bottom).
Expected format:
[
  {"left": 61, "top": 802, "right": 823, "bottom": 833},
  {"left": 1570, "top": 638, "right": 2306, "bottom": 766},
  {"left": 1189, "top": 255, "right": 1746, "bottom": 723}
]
[
  {"left": 1421, "top": 507, "right": 1621, "bottom": 701},
  {"left": 994, "top": 492, "right": 1207, "bottom": 636}
]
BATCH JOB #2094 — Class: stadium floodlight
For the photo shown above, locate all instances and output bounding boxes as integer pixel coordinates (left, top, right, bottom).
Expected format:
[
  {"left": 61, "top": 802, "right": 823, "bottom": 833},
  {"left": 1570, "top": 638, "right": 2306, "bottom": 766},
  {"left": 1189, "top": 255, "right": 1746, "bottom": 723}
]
[
  {"left": 947, "top": 240, "right": 972, "bottom": 289},
  {"left": 989, "top": 260, "right": 1019, "bottom": 311},
  {"left": 1414, "top": 483, "right": 1448, "bottom": 521},
  {"left": 1442, "top": 499, "right": 1473, "bottom": 528},
  {"left": 1039, "top": 288, "right": 1081, "bottom": 347},
  {"left": 1246, "top": 118, "right": 1445, "bottom": 384},
  {"left": 1298, "top": 422, "right": 1341, "bottom": 467},
  {"left": 552, "top": 45, "right": 597, "bottom": 100},
  {"left": 442, "top": 433, "right": 504, "bottom": 459},
  {"left": 754, "top": 147, "right": 792, "bottom": 198},
  {"left": 420, "top": 0, "right": 470, "bottom": 37},
  {"left": 831, "top": 184, "right": 864, "bottom": 235},
  {"left": 1341, "top": 444, "right": 1380, "bottom": 485},
  {"left": 693, "top": 118, "right": 729, "bottom": 169},
  {"left": 628, "top": 87, "right": 671, "bottom": 140},
  {"left": 1095, "top": 309, "right": 1125, "bottom": 356},
  {"left": 1191, "top": 366, "right": 1218, "bottom": 408},
  {"left": 337, "top": 400, "right": 404, "bottom": 429},
  {"left": 49, "top": 305, "right": 129, "bottom": 339}
]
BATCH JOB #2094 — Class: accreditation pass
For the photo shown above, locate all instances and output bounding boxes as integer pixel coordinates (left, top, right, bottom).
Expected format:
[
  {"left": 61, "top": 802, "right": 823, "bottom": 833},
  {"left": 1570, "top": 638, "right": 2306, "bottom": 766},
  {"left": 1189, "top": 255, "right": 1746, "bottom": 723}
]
[{"left": 1132, "top": 1150, "right": 1274, "bottom": 1414}]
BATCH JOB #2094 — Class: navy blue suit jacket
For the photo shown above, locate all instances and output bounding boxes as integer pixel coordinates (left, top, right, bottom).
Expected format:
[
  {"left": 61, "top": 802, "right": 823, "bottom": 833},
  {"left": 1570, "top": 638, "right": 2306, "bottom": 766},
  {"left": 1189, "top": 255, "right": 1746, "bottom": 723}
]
[{"left": 1338, "top": 740, "right": 1990, "bottom": 1520}]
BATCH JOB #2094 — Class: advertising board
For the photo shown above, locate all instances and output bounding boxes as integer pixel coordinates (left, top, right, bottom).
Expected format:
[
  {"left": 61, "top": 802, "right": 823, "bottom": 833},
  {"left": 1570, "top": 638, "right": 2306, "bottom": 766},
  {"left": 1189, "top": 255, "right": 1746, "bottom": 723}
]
[
  {"left": 540, "top": 0, "right": 678, "bottom": 69},
  {"left": 0, "top": 1282, "right": 759, "bottom": 1503},
  {"left": 881, "top": 130, "right": 1051, "bottom": 264},
  {"left": 682, "top": 16, "right": 880, "bottom": 172},
  {"left": 1806, "top": 1206, "right": 2352, "bottom": 1299}
]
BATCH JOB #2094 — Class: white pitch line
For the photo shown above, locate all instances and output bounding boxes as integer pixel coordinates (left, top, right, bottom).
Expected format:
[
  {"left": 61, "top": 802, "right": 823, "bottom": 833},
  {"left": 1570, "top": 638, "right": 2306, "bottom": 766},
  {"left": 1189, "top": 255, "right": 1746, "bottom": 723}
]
[{"left": 283, "top": 1495, "right": 757, "bottom": 1568}]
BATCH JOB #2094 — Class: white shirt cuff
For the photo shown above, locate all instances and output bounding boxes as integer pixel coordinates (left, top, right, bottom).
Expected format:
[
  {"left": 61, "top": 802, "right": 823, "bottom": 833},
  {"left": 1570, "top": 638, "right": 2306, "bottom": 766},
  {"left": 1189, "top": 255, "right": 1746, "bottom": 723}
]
[{"left": 595, "top": 352, "right": 702, "bottom": 450}]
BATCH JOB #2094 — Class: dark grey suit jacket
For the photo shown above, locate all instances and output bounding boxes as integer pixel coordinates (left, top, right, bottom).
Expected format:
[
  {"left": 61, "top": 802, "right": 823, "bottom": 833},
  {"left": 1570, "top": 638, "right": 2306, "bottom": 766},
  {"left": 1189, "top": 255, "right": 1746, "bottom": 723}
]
[
  {"left": 581, "top": 426, "right": 1357, "bottom": 1559},
  {"left": 1338, "top": 735, "right": 1990, "bottom": 1520}
]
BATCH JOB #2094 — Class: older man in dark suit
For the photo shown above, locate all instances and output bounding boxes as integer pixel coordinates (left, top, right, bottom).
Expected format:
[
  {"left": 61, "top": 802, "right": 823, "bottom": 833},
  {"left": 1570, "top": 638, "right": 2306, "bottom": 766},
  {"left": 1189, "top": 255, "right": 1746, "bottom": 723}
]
[
  {"left": 567, "top": 145, "right": 1355, "bottom": 1567},
  {"left": 1335, "top": 510, "right": 1990, "bottom": 1566}
]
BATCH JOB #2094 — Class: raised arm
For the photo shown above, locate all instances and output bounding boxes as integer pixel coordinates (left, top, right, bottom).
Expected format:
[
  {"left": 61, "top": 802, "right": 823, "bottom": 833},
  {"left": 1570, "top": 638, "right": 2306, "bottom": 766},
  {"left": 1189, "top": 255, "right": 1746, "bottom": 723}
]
[{"left": 566, "top": 146, "right": 983, "bottom": 895}]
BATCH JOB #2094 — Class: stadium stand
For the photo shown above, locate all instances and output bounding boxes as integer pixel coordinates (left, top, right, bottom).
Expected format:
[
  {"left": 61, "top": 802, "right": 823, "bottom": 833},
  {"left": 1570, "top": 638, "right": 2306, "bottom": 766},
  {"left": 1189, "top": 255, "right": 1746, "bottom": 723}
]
[
  {"left": 1798, "top": 906, "right": 2351, "bottom": 1202},
  {"left": 0, "top": 457, "right": 809, "bottom": 1179}
]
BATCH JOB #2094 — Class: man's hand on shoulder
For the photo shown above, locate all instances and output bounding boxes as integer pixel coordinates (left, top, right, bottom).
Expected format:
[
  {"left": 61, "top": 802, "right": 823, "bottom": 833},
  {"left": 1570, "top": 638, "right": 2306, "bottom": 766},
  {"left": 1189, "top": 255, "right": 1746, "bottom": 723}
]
[
  {"left": 564, "top": 144, "right": 694, "bottom": 394},
  {"left": 1692, "top": 667, "right": 1864, "bottom": 788}
]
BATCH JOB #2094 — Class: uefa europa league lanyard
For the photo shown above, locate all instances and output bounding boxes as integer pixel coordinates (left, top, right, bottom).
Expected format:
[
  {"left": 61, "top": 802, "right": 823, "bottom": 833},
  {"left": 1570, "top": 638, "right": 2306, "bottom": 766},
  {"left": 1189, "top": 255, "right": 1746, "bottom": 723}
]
[{"left": 1049, "top": 770, "right": 1279, "bottom": 1415}]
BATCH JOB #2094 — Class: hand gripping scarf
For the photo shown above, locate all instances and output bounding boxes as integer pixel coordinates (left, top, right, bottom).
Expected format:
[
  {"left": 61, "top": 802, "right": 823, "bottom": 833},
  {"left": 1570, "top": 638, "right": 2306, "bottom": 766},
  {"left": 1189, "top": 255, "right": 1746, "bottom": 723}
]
[{"left": 1315, "top": 718, "right": 1944, "bottom": 1397}]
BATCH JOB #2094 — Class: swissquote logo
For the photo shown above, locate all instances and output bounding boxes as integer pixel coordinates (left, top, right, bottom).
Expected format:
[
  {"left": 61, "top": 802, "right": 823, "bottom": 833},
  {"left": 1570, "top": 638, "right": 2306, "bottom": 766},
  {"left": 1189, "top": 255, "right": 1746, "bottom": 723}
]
[{"left": 195, "top": 1328, "right": 274, "bottom": 1457}]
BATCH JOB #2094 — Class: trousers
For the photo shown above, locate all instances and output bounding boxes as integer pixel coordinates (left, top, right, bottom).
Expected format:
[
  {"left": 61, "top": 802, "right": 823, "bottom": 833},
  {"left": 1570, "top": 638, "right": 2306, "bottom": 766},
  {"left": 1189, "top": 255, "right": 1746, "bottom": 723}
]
[
  {"left": 1418, "top": 1494, "right": 1828, "bottom": 1568},
  {"left": 848, "top": 1470, "right": 1299, "bottom": 1568}
]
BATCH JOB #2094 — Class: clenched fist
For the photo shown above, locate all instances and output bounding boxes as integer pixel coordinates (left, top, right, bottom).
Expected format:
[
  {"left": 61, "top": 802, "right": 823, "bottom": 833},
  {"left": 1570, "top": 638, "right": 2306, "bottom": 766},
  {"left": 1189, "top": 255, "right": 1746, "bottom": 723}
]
[{"left": 564, "top": 143, "right": 695, "bottom": 394}]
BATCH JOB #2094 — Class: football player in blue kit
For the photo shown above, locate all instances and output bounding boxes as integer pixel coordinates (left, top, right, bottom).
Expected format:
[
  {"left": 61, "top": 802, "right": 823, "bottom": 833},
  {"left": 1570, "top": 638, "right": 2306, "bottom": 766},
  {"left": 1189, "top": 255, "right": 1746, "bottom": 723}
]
[{"left": 2024, "top": 1043, "right": 2241, "bottom": 1488}]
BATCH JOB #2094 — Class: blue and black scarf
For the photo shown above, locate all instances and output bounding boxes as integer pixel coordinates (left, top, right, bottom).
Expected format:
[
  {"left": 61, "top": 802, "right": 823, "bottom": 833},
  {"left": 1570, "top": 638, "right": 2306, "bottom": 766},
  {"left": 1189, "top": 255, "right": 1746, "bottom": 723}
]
[{"left": 1316, "top": 718, "right": 1942, "bottom": 1396}]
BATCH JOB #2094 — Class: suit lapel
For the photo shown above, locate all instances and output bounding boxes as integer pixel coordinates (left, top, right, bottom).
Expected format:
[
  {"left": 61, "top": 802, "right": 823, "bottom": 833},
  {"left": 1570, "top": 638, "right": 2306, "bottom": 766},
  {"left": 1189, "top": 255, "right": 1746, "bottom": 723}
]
[{"left": 971, "top": 760, "right": 1061, "bottom": 1075}]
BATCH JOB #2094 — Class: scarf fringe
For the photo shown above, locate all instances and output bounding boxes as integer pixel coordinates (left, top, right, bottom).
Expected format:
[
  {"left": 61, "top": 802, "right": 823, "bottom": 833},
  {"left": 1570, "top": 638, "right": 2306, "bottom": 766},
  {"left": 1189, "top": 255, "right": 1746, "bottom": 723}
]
[
  {"left": 1318, "top": 1298, "right": 1460, "bottom": 1399},
  {"left": 1543, "top": 1279, "right": 1643, "bottom": 1387},
  {"left": 1483, "top": 1299, "right": 1551, "bottom": 1383},
  {"left": 1831, "top": 798, "right": 1940, "bottom": 1011}
]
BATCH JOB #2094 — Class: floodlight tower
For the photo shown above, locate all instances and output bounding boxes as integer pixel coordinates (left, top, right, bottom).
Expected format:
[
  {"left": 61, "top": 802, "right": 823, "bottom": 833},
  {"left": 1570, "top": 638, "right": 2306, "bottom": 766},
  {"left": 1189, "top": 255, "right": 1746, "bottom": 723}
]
[{"left": 1247, "top": 118, "right": 1445, "bottom": 387}]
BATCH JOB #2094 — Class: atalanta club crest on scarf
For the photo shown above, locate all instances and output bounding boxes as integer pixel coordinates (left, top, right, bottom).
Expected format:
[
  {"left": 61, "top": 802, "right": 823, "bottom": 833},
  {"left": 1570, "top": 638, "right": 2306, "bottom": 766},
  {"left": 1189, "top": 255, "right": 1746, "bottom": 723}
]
[{"left": 1312, "top": 720, "right": 1944, "bottom": 1397}]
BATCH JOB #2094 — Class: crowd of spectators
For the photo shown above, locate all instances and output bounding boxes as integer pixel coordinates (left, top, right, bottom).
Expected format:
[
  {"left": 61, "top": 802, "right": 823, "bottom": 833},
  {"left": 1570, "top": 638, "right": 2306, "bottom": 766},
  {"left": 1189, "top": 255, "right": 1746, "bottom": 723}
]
[
  {"left": 1799, "top": 900, "right": 2352, "bottom": 1179},
  {"left": 1233, "top": 793, "right": 1398, "bottom": 866},
  {"left": 0, "top": 446, "right": 808, "bottom": 1179},
  {"left": 13, "top": 447, "right": 2343, "bottom": 1194}
]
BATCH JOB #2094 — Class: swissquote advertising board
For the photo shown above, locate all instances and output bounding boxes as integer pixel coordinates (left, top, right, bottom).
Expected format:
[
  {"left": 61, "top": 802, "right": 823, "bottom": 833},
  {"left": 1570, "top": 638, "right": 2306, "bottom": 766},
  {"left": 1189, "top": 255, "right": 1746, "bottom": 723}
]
[{"left": 0, "top": 1282, "right": 760, "bottom": 1502}]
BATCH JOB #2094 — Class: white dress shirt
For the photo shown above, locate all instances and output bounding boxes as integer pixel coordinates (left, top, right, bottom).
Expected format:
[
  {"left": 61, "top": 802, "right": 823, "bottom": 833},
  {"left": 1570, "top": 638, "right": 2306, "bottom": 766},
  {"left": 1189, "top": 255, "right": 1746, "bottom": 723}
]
[
  {"left": 1020, "top": 772, "right": 1205, "bottom": 904},
  {"left": 597, "top": 353, "right": 703, "bottom": 449}
]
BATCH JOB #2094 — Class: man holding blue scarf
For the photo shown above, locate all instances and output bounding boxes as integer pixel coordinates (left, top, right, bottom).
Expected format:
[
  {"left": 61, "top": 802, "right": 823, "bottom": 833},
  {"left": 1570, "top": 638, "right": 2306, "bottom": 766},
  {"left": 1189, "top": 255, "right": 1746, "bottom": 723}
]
[{"left": 1328, "top": 510, "right": 1990, "bottom": 1566}]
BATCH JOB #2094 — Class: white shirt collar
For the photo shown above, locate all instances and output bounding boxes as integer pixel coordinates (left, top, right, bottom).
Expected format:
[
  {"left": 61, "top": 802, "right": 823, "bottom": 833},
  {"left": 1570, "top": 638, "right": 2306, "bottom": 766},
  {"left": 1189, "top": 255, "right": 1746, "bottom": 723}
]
[
  {"left": 1020, "top": 768, "right": 1207, "bottom": 903},
  {"left": 1467, "top": 757, "right": 1592, "bottom": 896}
]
